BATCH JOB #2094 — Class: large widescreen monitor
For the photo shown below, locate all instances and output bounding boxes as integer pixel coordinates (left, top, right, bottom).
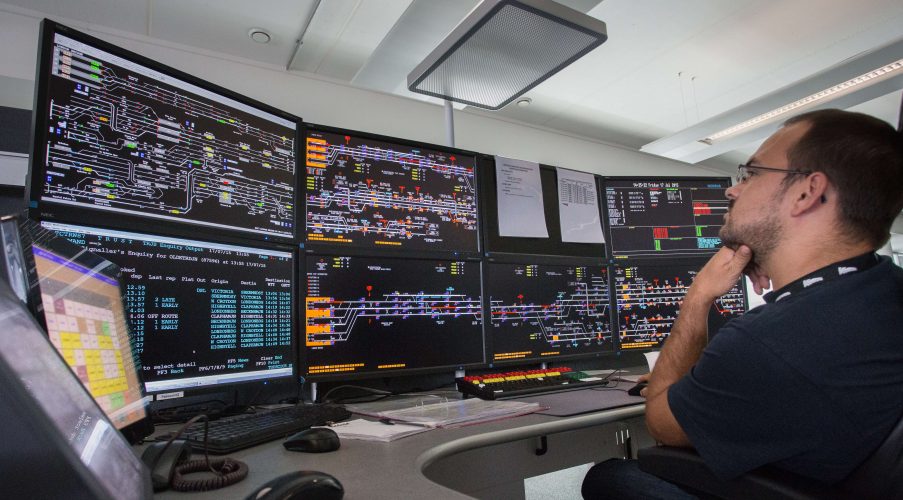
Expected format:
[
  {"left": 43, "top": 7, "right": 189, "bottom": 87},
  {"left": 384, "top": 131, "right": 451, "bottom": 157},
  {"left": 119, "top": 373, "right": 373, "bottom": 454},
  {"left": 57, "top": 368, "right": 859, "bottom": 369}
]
[
  {"left": 602, "top": 177, "right": 731, "bottom": 260},
  {"left": 42, "top": 221, "right": 295, "bottom": 394},
  {"left": 485, "top": 260, "right": 614, "bottom": 364},
  {"left": 304, "top": 125, "right": 479, "bottom": 255},
  {"left": 29, "top": 20, "right": 299, "bottom": 241},
  {"left": 303, "top": 254, "right": 484, "bottom": 379},
  {"left": 482, "top": 164, "right": 607, "bottom": 258},
  {"left": 613, "top": 260, "right": 747, "bottom": 350}
]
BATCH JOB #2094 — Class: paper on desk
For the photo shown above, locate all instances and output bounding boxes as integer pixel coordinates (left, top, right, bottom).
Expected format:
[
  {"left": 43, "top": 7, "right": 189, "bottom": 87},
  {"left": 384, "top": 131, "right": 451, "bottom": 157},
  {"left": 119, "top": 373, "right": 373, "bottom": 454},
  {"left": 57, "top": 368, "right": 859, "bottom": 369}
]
[
  {"left": 644, "top": 351, "right": 660, "bottom": 371},
  {"left": 557, "top": 168, "right": 605, "bottom": 244},
  {"left": 376, "top": 398, "right": 543, "bottom": 428},
  {"left": 324, "top": 419, "right": 430, "bottom": 442}
]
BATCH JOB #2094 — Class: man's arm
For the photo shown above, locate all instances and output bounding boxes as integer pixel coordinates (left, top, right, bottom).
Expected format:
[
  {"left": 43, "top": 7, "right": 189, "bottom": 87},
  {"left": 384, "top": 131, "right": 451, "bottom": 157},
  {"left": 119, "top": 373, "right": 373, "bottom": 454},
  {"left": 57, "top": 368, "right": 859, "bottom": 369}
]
[{"left": 644, "top": 245, "right": 754, "bottom": 446}]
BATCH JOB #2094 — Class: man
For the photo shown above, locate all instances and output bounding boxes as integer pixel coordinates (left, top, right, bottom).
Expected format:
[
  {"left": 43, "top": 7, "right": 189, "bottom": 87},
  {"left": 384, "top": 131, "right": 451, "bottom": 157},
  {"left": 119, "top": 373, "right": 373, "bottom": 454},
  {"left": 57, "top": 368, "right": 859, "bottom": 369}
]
[{"left": 583, "top": 109, "right": 903, "bottom": 499}]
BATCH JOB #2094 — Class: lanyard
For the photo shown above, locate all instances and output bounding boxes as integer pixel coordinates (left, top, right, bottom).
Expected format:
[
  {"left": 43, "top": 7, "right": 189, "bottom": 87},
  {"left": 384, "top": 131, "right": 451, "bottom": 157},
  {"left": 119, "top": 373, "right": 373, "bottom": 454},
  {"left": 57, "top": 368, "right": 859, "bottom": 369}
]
[{"left": 765, "top": 252, "right": 880, "bottom": 303}]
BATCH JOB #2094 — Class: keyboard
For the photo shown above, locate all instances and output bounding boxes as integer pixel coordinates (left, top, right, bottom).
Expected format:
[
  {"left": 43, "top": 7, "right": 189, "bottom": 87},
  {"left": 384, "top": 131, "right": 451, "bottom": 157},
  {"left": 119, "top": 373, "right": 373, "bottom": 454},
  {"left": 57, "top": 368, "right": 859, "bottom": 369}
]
[
  {"left": 168, "top": 404, "right": 352, "bottom": 454},
  {"left": 457, "top": 367, "right": 610, "bottom": 400}
]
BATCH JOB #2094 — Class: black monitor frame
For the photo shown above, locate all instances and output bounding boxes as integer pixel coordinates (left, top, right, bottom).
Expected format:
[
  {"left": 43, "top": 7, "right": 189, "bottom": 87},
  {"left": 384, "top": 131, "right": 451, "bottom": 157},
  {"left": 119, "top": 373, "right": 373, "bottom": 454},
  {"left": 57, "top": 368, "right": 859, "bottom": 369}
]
[
  {"left": 481, "top": 253, "right": 616, "bottom": 368},
  {"left": 39, "top": 220, "right": 300, "bottom": 396},
  {"left": 482, "top": 160, "right": 608, "bottom": 260},
  {"left": 27, "top": 19, "right": 302, "bottom": 246},
  {"left": 302, "top": 123, "right": 483, "bottom": 260},
  {"left": 600, "top": 176, "right": 732, "bottom": 262},
  {"left": 611, "top": 256, "right": 749, "bottom": 352},
  {"left": 301, "top": 250, "right": 487, "bottom": 382}
]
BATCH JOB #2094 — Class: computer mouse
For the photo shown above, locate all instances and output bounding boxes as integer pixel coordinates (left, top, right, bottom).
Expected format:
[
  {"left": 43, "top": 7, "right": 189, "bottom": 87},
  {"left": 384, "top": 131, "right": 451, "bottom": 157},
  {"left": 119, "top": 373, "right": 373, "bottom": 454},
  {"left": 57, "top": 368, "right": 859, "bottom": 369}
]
[
  {"left": 627, "top": 381, "right": 648, "bottom": 397},
  {"left": 140, "top": 440, "right": 192, "bottom": 491},
  {"left": 245, "top": 471, "right": 344, "bottom": 500},
  {"left": 283, "top": 427, "right": 341, "bottom": 453}
]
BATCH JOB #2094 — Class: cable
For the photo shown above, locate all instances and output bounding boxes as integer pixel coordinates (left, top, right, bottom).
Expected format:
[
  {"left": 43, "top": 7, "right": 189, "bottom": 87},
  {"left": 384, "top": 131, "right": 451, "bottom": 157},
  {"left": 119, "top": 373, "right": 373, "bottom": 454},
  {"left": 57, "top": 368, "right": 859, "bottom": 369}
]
[
  {"left": 155, "top": 414, "right": 249, "bottom": 492},
  {"left": 320, "top": 384, "right": 391, "bottom": 404}
]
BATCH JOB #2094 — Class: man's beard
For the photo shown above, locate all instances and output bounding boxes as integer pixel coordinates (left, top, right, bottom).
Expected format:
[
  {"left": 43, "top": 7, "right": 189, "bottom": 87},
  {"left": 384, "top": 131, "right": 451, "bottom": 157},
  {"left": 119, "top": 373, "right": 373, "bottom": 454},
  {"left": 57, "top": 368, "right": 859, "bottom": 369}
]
[{"left": 719, "top": 202, "right": 783, "bottom": 266}]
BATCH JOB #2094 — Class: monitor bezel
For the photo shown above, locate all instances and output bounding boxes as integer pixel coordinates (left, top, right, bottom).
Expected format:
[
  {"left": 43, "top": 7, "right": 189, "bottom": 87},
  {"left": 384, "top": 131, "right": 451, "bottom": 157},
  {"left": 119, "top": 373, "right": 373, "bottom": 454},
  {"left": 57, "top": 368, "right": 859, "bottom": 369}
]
[
  {"left": 302, "top": 123, "right": 483, "bottom": 260},
  {"left": 481, "top": 254, "right": 617, "bottom": 368},
  {"left": 27, "top": 19, "right": 302, "bottom": 246},
  {"left": 600, "top": 175, "right": 733, "bottom": 262},
  {"left": 300, "top": 250, "right": 487, "bottom": 382},
  {"left": 39, "top": 220, "right": 300, "bottom": 396}
]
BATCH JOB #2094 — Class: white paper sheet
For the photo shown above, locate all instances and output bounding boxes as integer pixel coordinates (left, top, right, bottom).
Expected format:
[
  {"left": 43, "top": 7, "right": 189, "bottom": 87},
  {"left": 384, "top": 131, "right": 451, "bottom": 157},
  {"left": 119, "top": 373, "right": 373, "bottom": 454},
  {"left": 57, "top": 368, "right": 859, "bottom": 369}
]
[
  {"left": 495, "top": 156, "right": 549, "bottom": 238},
  {"left": 557, "top": 168, "right": 605, "bottom": 244},
  {"left": 644, "top": 351, "right": 660, "bottom": 372}
]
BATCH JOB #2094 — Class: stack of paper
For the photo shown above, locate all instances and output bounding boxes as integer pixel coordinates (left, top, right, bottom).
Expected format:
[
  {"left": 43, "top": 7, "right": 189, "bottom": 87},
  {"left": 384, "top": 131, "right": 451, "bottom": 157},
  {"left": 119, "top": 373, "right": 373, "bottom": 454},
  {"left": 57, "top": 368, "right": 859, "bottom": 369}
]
[
  {"left": 366, "top": 398, "right": 543, "bottom": 428},
  {"left": 323, "top": 419, "right": 430, "bottom": 442}
]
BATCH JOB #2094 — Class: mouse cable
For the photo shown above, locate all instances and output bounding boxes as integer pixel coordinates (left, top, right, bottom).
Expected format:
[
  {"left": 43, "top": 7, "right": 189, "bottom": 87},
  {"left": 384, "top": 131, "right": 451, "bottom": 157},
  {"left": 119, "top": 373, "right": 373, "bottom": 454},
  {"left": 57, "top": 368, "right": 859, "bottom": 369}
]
[{"left": 160, "top": 414, "right": 249, "bottom": 492}]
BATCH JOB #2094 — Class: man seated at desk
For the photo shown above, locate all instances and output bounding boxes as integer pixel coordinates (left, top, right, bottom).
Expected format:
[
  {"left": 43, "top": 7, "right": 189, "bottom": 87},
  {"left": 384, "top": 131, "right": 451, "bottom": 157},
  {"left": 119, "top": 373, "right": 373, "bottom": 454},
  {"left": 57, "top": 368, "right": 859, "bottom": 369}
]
[{"left": 583, "top": 109, "right": 903, "bottom": 499}]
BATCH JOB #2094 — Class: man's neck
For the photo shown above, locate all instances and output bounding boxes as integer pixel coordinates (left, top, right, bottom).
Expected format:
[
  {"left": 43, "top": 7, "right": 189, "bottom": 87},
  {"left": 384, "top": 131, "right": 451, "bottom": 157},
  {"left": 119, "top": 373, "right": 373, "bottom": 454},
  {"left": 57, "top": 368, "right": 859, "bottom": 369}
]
[{"left": 763, "top": 240, "right": 874, "bottom": 291}]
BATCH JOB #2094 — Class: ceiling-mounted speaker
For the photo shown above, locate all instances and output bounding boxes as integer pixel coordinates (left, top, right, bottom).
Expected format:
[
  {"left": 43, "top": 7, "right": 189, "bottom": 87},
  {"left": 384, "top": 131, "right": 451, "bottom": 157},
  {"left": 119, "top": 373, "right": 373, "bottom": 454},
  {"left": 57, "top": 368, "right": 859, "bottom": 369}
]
[{"left": 407, "top": 0, "right": 607, "bottom": 110}]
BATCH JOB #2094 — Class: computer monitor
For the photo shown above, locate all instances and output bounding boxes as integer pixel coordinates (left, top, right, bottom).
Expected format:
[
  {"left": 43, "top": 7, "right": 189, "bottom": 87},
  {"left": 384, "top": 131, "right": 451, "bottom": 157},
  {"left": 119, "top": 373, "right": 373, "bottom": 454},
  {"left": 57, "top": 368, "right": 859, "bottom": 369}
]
[
  {"left": 303, "top": 254, "right": 484, "bottom": 379},
  {"left": 42, "top": 221, "right": 295, "bottom": 394},
  {"left": 0, "top": 184, "right": 26, "bottom": 215},
  {"left": 0, "top": 278, "right": 152, "bottom": 499},
  {"left": 28, "top": 20, "right": 299, "bottom": 241},
  {"left": 485, "top": 260, "right": 614, "bottom": 364},
  {"left": 602, "top": 177, "right": 731, "bottom": 260},
  {"left": 482, "top": 163, "right": 607, "bottom": 258},
  {"left": 304, "top": 125, "right": 479, "bottom": 255},
  {"left": 1, "top": 215, "right": 153, "bottom": 444},
  {"left": 613, "top": 260, "right": 747, "bottom": 350}
]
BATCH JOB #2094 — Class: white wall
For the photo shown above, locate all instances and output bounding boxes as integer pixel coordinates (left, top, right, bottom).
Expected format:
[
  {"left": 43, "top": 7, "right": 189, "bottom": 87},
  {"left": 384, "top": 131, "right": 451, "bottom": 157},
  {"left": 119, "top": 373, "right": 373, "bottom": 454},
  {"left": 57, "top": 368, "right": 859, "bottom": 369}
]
[{"left": 0, "top": 8, "right": 728, "bottom": 188}]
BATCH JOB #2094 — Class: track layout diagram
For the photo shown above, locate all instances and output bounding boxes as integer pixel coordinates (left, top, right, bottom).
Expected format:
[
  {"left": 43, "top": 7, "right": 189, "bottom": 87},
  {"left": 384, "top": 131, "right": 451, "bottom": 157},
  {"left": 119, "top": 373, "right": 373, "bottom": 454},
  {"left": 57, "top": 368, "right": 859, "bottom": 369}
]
[
  {"left": 305, "top": 130, "right": 478, "bottom": 251},
  {"left": 305, "top": 256, "right": 483, "bottom": 376},
  {"left": 487, "top": 263, "right": 613, "bottom": 361},
  {"left": 40, "top": 35, "right": 296, "bottom": 237},
  {"left": 605, "top": 180, "right": 730, "bottom": 258},
  {"left": 615, "top": 264, "right": 746, "bottom": 349}
]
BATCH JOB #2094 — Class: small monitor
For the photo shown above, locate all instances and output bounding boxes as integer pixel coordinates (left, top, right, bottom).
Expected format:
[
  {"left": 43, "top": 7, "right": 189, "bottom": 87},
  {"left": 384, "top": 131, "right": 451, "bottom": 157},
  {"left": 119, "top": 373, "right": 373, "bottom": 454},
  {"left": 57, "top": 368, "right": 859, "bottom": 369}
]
[
  {"left": 486, "top": 260, "right": 614, "bottom": 364},
  {"left": 42, "top": 221, "right": 295, "bottom": 394},
  {"left": 602, "top": 177, "right": 731, "bottom": 260},
  {"left": 1, "top": 216, "right": 153, "bottom": 443},
  {"left": 303, "top": 254, "right": 484, "bottom": 379},
  {"left": 613, "top": 260, "right": 747, "bottom": 350},
  {"left": 29, "top": 20, "right": 299, "bottom": 241},
  {"left": 304, "top": 125, "right": 479, "bottom": 254},
  {"left": 0, "top": 279, "right": 152, "bottom": 499}
]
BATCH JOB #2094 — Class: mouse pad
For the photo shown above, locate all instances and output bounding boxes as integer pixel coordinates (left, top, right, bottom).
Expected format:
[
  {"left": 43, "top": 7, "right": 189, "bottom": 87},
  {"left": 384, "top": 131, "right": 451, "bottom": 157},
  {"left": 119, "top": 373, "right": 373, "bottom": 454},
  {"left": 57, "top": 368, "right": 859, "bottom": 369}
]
[{"left": 508, "top": 387, "right": 644, "bottom": 416}]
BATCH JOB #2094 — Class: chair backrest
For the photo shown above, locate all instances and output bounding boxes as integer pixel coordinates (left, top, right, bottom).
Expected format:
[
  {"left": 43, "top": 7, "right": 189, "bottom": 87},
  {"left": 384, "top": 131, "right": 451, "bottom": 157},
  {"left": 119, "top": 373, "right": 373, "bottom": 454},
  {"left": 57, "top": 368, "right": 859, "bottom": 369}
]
[{"left": 839, "top": 409, "right": 903, "bottom": 498}]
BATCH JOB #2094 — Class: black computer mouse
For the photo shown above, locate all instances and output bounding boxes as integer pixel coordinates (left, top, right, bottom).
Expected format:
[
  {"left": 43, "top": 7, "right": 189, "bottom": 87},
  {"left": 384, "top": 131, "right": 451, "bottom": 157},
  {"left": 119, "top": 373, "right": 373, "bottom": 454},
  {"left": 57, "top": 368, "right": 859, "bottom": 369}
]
[
  {"left": 140, "top": 440, "right": 193, "bottom": 491},
  {"left": 283, "top": 427, "right": 341, "bottom": 453},
  {"left": 627, "top": 381, "right": 648, "bottom": 396},
  {"left": 245, "top": 471, "right": 344, "bottom": 500}
]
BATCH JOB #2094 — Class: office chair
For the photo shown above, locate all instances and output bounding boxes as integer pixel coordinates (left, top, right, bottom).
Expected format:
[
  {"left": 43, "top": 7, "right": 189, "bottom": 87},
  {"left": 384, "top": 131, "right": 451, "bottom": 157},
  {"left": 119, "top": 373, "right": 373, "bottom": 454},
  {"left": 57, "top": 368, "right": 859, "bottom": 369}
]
[{"left": 637, "top": 410, "right": 903, "bottom": 500}]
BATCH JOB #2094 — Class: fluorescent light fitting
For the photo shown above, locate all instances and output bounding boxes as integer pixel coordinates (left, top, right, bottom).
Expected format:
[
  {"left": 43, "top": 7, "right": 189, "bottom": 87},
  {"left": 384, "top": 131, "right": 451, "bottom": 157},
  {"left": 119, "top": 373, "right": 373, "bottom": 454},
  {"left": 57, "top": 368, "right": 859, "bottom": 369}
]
[
  {"left": 702, "top": 58, "right": 903, "bottom": 144},
  {"left": 407, "top": 0, "right": 607, "bottom": 110}
]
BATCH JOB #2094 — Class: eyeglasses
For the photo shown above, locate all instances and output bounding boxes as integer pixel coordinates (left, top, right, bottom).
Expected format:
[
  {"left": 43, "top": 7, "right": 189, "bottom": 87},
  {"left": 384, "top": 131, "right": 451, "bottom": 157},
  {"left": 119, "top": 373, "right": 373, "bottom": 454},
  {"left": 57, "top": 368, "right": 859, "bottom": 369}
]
[{"left": 735, "top": 163, "right": 812, "bottom": 184}]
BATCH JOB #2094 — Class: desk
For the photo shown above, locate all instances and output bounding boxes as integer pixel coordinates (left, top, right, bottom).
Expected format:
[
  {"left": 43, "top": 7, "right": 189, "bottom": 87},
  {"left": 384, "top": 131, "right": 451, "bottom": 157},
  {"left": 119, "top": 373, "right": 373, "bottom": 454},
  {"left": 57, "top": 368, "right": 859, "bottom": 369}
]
[{"left": 153, "top": 395, "right": 647, "bottom": 499}]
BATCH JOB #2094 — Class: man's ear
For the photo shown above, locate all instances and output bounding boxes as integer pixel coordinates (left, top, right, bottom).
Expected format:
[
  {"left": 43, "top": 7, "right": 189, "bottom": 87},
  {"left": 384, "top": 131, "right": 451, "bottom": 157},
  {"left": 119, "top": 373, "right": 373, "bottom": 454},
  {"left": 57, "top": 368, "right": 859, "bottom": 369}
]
[{"left": 790, "top": 172, "right": 829, "bottom": 216}]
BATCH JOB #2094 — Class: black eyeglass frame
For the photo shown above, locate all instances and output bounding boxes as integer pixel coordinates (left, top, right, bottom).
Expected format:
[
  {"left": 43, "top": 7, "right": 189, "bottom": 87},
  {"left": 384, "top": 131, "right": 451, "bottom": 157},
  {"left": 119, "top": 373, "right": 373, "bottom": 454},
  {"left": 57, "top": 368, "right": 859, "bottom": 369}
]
[{"left": 735, "top": 163, "right": 812, "bottom": 184}]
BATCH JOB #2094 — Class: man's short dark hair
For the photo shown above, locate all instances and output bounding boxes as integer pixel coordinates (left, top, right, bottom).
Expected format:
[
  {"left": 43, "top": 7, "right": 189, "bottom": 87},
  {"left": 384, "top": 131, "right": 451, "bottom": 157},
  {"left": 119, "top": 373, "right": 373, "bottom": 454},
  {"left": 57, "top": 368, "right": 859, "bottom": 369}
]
[{"left": 783, "top": 109, "right": 903, "bottom": 247}]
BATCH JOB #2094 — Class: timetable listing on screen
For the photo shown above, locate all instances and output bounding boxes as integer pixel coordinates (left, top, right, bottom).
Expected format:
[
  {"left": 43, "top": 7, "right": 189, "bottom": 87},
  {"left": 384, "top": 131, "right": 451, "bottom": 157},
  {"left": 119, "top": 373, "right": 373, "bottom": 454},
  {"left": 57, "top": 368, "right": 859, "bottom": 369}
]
[
  {"left": 305, "top": 129, "right": 478, "bottom": 252},
  {"left": 304, "top": 255, "right": 483, "bottom": 377},
  {"left": 614, "top": 262, "right": 746, "bottom": 350},
  {"left": 42, "top": 221, "right": 294, "bottom": 393},
  {"left": 36, "top": 31, "right": 297, "bottom": 238},
  {"left": 487, "top": 262, "right": 614, "bottom": 362},
  {"left": 605, "top": 178, "right": 730, "bottom": 259}
]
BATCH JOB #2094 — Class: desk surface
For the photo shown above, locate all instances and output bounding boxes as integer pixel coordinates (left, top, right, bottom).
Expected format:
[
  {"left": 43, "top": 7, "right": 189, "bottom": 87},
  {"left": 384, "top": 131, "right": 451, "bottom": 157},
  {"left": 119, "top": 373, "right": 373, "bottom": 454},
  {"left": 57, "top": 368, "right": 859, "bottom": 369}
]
[{"left": 153, "top": 382, "right": 647, "bottom": 499}]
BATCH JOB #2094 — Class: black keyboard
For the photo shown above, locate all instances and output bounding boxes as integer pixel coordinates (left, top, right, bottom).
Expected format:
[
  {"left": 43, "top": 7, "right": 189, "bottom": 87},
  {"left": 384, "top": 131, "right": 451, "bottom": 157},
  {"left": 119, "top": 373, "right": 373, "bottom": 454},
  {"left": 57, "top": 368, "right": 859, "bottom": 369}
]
[
  {"left": 169, "top": 404, "right": 352, "bottom": 454},
  {"left": 457, "top": 367, "right": 610, "bottom": 400}
]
